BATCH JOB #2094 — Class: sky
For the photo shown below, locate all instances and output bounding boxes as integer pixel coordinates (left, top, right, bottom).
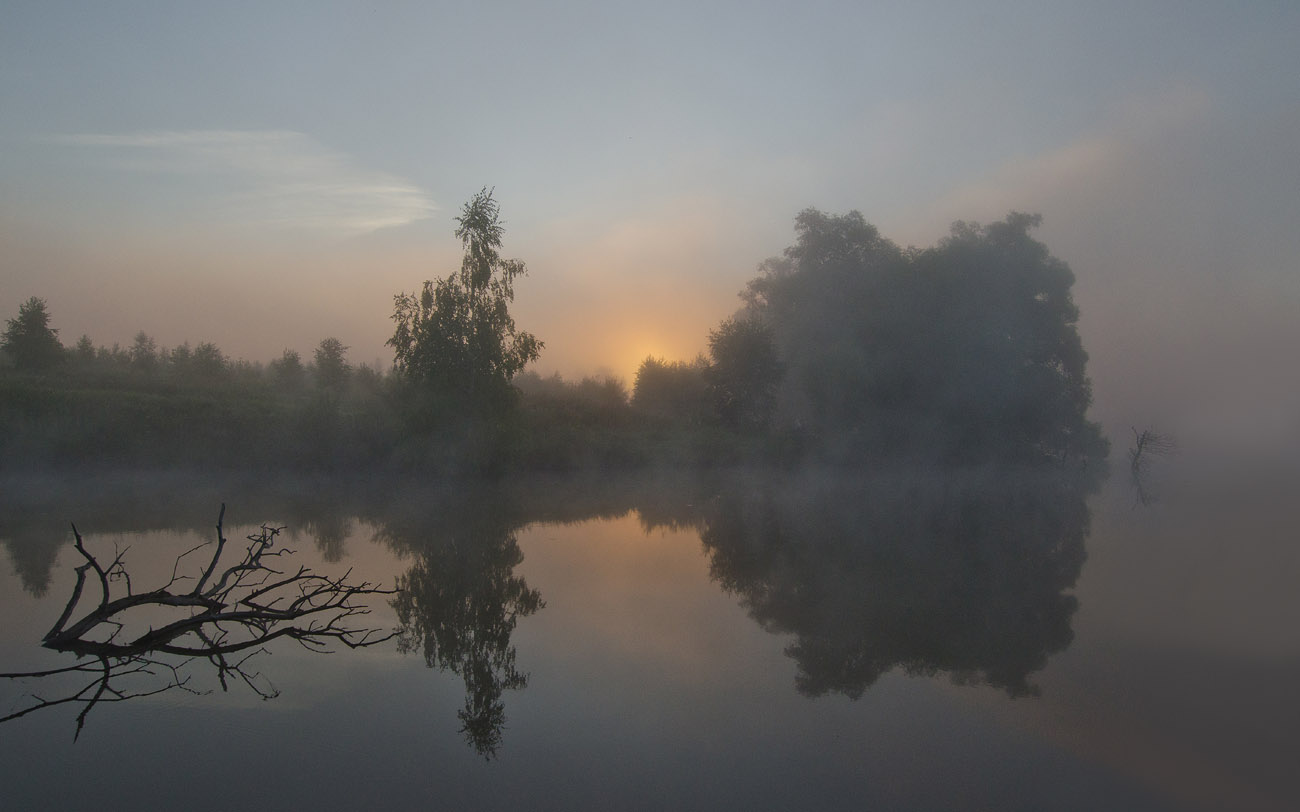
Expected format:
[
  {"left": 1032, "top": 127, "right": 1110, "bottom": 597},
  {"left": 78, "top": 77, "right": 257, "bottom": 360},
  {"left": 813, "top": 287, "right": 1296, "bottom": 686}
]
[{"left": 2, "top": 0, "right": 1298, "bottom": 444}]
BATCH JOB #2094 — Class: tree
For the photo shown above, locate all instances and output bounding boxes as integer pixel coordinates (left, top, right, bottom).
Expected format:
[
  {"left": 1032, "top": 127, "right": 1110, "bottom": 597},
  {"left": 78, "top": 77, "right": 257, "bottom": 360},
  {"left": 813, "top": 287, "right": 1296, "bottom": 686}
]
[
  {"left": 72, "top": 335, "right": 96, "bottom": 366},
  {"left": 631, "top": 355, "right": 711, "bottom": 424},
  {"left": 1, "top": 297, "right": 64, "bottom": 372},
  {"left": 313, "top": 337, "right": 350, "bottom": 392},
  {"left": 191, "top": 341, "right": 228, "bottom": 380},
  {"left": 389, "top": 189, "right": 542, "bottom": 416},
  {"left": 736, "top": 208, "right": 1105, "bottom": 466},
  {"left": 129, "top": 331, "right": 158, "bottom": 373},
  {"left": 705, "top": 316, "right": 780, "bottom": 430},
  {"left": 269, "top": 348, "right": 306, "bottom": 389}
]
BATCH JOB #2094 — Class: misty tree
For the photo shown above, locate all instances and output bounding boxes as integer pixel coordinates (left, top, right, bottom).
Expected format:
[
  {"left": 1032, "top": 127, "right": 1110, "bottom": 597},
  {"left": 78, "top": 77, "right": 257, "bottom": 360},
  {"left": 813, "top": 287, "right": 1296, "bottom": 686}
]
[
  {"left": 129, "top": 331, "right": 158, "bottom": 373},
  {"left": 736, "top": 208, "right": 1106, "bottom": 466},
  {"left": 313, "top": 337, "right": 350, "bottom": 392},
  {"left": 191, "top": 341, "right": 228, "bottom": 379},
  {"left": 389, "top": 188, "right": 542, "bottom": 417},
  {"left": 71, "top": 334, "right": 96, "bottom": 367},
  {"left": 705, "top": 316, "right": 780, "bottom": 430},
  {"left": 269, "top": 348, "right": 306, "bottom": 389},
  {"left": 1, "top": 297, "right": 64, "bottom": 372},
  {"left": 631, "top": 356, "right": 711, "bottom": 424}
]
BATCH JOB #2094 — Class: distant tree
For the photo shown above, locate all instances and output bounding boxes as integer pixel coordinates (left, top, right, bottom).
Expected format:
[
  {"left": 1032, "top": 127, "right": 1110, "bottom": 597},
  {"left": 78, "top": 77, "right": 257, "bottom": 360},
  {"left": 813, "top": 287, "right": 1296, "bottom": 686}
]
[
  {"left": 72, "top": 335, "right": 96, "bottom": 366},
  {"left": 191, "top": 341, "right": 228, "bottom": 379},
  {"left": 705, "top": 316, "right": 780, "bottom": 430},
  {"left": 389, "top": 189, "right": 542, "bottom": 416},
  {"left": 169, "top": 342, "right": 194, "bottom": 371},
  {"left": 269, "top": 348, "right": 306, "bottom": 389},
  {"left": 129, "top": 331, "right": 158, "bottom": 373},
  {"left": 1, "top": 297, "right": 64, "bottom": 372},
  {"left": 313, "top": 337, "right": 350, "bottom": 392},
  {"left": 632, "top": 356, "right": 711, "bottom": 423}
]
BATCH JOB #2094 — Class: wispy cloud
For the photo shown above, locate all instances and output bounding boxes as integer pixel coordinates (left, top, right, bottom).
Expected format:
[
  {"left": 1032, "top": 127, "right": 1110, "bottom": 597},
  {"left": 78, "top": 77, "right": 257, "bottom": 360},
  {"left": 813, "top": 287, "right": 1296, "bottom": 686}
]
[{"left": 51, "top": 130, "right": 437, "bottom": 233}]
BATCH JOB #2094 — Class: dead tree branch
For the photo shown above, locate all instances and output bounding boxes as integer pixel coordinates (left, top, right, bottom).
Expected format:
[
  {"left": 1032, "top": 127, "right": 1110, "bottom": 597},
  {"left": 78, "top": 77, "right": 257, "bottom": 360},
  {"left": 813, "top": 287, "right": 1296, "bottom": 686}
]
[{"left": 2, "top": 504, "right": 399, "bottom": 739}]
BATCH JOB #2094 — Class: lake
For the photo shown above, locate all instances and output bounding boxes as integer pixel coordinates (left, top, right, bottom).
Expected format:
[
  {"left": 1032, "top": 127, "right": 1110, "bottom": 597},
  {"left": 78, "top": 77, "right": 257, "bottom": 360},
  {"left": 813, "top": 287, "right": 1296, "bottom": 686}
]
[{"left": 1, "top": 463, "right": 1295, "bottom": 811}]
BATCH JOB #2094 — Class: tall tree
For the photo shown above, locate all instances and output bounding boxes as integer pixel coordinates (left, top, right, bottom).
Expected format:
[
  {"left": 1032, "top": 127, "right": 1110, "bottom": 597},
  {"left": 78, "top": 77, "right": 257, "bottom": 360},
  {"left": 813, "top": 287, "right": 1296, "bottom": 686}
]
[
  {"left": 1, "top": 297, "right": 64, "bottom": 372},
  {"left": 389, "top": 189, "right": 541, "bottom": 416}
]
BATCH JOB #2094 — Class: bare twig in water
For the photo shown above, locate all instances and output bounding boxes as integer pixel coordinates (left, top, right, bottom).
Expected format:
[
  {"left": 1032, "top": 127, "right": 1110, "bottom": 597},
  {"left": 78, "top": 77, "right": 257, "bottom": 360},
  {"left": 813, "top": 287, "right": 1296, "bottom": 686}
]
[
  {"left": 2, "top": 504, "right": 398, "bottom": 739},
  {"left": 1129, "top": 426, "right": 1177, "bottom": 506}
]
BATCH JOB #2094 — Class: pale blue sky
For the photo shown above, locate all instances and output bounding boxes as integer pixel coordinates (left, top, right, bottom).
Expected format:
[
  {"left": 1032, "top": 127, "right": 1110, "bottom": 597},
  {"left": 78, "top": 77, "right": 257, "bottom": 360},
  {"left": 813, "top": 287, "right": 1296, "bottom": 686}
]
[{"left": 3, "top": 1, "right": 1298, "bottom": 440}]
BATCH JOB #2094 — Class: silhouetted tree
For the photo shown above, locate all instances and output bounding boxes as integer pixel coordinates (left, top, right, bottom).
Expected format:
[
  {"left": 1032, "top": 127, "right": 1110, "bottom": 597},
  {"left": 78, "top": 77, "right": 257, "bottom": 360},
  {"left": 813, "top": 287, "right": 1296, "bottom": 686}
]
[
  {"left": 738, "top": 209, "right": 1106, "bottom": 466},
  {"left": 129, "top": 331, "right": 158, "bottom": 373},
  {"left": 705, "top": 316, "right": 780, "bottom": 429},
  {"left": 269, "top": 348, "right": 306, "bottom": 389},
  {"left": 631, "top": 356, "right": 711, "bottom": 424},
  {"left": 71, "top": 334, "right": 96, "bottom": 366},
  {"left": 1, "top": 297, "right": 64, "bottom": 372},
  {"left": 313, "top": 337, "right": 350, "bottom": 392},
  {"left": 191, "top": 341, "right": 228, "bottom": 379},
  {"left": 389, "top": 189, "right": 542, "bottom": 418}
]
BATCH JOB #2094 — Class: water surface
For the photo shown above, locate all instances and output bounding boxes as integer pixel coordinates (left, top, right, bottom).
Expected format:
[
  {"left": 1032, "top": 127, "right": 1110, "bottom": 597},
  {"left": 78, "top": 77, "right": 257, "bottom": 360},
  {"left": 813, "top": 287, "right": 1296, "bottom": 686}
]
[{"left": 1, "top": 467, "right": 1294, "bottom": 811}]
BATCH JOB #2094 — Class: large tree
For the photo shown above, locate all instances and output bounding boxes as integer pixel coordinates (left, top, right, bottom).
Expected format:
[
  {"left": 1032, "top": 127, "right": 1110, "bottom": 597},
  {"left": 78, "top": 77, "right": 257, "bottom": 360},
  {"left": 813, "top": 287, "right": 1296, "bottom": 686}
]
[
  {"left": 737, "top": 209, "right": 1105, "bottom": 466},
  {"left": 389, "top": 189, "right": 541, "bottom": 416},
  {"left": 1, "top": 297, "right": 64, "bottom": 372}
]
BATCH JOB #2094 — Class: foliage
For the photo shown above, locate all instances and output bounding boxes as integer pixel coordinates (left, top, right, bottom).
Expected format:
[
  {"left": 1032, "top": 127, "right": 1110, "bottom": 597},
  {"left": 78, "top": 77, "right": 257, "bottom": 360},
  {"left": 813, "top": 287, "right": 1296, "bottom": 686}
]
[
  {"left": 631, "top": 355, "right": 711, "bottom": 424},
  {"left": 127, "top": 331, "right": 160, "bottom": 374},
  {"left": 1, "top": 297, "right": 64, "bottom": 372},
  {"left": 389, "top": 189, "right": 542, "bottom": 417},
  {"left": 705, "top": 316, "right": 780, "bottom": 430},
  {"left": 312, "top": 337, "right": 350, "bottom": 392},
  {"left": 738, "top": 209, "right": 1106, "bottom": 466},
  {"left": 269, "top": 349, "right": 305, "bottom": 389}
]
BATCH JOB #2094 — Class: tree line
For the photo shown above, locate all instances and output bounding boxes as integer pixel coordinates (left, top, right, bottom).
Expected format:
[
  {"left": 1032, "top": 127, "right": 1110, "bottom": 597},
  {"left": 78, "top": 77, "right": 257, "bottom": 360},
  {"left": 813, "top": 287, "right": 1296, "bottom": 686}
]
[{"left": 1, "top": 190, "right": 1106, "bottom": 475}]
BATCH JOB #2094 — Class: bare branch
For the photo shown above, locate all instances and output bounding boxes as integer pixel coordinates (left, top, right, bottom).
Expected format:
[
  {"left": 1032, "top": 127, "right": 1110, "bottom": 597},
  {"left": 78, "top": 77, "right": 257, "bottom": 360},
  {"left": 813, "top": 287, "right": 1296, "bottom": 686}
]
[{"left": 4, "top": 506, "right": 400, "bottom": 739}]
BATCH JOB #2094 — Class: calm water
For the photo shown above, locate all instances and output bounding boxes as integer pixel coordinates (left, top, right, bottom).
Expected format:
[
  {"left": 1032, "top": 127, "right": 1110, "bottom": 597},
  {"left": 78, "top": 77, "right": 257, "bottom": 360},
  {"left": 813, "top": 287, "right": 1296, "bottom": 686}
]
[{"left": 1, "top": 465, "right": 1296, "bottom": 811}]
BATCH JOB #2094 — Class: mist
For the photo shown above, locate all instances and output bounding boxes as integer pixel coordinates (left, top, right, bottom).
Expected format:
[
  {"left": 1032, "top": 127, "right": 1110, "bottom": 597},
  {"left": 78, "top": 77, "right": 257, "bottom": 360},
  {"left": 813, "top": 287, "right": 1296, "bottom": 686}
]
[{"left": 2, "top": 3, "right": 1298, "bottom": 810}]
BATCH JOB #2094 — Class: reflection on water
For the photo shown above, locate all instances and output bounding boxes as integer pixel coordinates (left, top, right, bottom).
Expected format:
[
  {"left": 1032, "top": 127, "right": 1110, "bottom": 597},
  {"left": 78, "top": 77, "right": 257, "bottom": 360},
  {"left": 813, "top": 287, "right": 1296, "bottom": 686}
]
[
  {"left": 378, "top": 496, "right": 545, "bottom": 758},
  {"left": 699, "top": 467, "right": 1092, "bottom": 698},
  {"left": 1, "top": 464, "right": 1097, "bottom": 753},
  {"left": 5, "top": 461, "right": 1293, "bottom": 809}
]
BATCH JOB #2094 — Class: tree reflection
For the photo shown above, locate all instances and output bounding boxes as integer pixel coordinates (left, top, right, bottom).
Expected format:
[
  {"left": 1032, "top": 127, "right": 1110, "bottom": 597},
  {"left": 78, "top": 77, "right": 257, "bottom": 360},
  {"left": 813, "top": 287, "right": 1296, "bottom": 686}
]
[
  {"left": 377, "top": 497, "right": 544, "bottom": 758},
  {"left": 701, "top": 465, "right": 1096, "bottom": 698}
]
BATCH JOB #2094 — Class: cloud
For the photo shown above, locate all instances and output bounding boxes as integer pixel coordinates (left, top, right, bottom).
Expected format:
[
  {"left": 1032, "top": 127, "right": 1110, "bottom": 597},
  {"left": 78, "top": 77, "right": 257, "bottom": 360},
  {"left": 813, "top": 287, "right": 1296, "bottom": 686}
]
[{"left": 50, "top": 130, "right": 437, "bottom": 234}]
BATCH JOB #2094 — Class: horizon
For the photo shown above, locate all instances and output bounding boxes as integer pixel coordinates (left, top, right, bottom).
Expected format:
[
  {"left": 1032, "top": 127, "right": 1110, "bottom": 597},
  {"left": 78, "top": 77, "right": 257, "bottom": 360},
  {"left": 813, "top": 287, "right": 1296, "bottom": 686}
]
[{"left": 4, "top": 2, "right": 1298, "bottom": 447}]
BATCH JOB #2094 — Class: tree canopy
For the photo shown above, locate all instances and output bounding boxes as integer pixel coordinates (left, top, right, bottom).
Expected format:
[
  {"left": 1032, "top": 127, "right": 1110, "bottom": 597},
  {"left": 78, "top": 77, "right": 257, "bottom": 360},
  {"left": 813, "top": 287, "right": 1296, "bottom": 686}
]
[
  {"left": 389, "top": 189, "right": 542, "bottom": 417},
  {"left": 2, "top": 297, "right": 64, "bottom": 372},
  {"left": 736, "top": 209, "right": 1105, "bottom": 466}
]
